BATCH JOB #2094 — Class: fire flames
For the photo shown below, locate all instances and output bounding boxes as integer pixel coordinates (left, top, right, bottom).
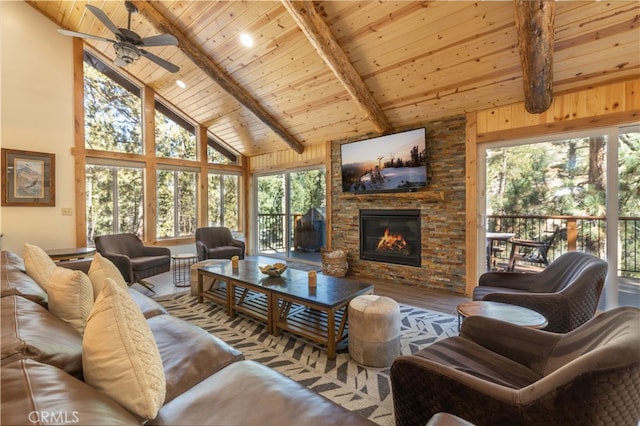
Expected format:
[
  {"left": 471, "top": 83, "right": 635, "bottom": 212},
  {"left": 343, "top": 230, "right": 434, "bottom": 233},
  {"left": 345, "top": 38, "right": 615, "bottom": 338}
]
[{"left": 377, "top": 228, "right": 410, "bottom": 254}]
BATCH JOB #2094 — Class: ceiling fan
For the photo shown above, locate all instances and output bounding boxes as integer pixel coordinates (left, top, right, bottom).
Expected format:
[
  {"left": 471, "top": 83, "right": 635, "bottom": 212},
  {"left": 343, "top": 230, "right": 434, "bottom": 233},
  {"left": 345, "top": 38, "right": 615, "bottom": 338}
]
[{"left": 57, "top": 1, "right": 180, "bottom": 73}]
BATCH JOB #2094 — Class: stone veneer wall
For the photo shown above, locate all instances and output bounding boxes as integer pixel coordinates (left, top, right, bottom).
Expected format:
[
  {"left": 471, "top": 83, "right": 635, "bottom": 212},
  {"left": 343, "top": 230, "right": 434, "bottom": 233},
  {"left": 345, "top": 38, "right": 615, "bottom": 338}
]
[{"left": 330, "top": 115, "right": 466, "bottom": 294}]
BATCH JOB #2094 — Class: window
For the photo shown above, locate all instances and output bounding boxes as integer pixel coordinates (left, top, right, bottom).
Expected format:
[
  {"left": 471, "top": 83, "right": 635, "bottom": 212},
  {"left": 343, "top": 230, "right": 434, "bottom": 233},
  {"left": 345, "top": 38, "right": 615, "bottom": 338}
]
[
  {"left": 155, "top": 101, "right": 196, "bottom": 160},
  {"left": 82, "top": 50, "right": 241, "bottom": 244},
  {"left": 86, "top": 164, "right": 144, "bottom": 243},
  {"left": 207, "top": 135, "right": 237, "bottom": 164},
  {"left": 83, "top": 53, "right": 142, "bottom": 154},
  {"left": 207, "top": 173, "right": 240, "bottom": 230},
  {"left": 157, "top": 169, "right": 197, "bottom": 238}
]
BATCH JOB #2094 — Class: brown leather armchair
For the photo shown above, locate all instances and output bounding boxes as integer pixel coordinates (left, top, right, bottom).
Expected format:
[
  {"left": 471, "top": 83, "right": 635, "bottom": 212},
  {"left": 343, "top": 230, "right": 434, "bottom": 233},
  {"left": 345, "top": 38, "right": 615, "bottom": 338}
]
[
  {"left": 195, "top": 227, "right": 245, "bottom": 261},
  {"left": 473, "top": 251, "right": 607, "bottom": 332},
  {"left": 94, "top": 233, "right": 171, "bottom": 292},
  {"left": 391, "top": 307, "right": 640, "bottom": 426}
]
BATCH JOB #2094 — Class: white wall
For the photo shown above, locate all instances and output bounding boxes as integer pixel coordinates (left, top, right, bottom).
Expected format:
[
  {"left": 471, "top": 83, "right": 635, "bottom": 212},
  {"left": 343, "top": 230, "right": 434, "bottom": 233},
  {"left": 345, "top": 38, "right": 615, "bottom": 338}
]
[{"left": 1, "top": 1, "right": 76, "bottom": 254}]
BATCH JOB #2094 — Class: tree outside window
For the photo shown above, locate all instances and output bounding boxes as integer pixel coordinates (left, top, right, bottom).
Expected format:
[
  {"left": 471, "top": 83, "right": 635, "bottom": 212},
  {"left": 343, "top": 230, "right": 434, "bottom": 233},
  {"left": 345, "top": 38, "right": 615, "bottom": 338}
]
[
  {"left": 86, "top": 165, "right": 143, "bottom": 244},
  {"left": 157, "top": 169, "right": 197, "bottom": 238}
]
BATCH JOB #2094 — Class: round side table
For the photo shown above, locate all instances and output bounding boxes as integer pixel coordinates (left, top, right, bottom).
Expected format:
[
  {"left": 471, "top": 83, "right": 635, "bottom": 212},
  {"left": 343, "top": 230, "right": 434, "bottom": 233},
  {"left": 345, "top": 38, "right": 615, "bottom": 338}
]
[
  {"left": 172, "top": 253, "right": 198, "bottom": 287},
  {"left": 456, "top": 301, "right": 548, "bottom": 331}
]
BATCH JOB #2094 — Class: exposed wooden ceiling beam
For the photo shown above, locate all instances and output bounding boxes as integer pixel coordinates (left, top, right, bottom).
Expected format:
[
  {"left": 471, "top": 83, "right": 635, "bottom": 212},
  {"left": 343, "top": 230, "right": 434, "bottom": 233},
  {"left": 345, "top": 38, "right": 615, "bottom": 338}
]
[
  {"left": 282, "top": 0, "right": 393, "bottom": 134},
  {"left": 513, "top": 0, "right": 555, "bottom": 114},
  {"left": 131, "top": 1, "right": 305, "bottom": 154}
]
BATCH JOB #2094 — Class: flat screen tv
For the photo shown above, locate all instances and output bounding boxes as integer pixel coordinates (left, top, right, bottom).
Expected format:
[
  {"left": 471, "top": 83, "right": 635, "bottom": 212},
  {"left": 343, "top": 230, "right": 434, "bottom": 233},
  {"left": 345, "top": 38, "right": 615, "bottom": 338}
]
[{"left": 340, "top": 128, "right": 427, "bottom": 194}]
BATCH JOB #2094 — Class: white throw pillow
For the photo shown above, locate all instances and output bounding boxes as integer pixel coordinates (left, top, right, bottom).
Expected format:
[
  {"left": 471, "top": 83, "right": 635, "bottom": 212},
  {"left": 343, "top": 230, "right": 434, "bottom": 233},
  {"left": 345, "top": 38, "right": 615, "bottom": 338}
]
[
  {"left": 47, "top": 267, "right": 94, "bottom": 335},
  {"left": 23, "top": 243, "right": 57, "bottom": 292},
  {"left": 88, "top": 253, "right": 128, "bottom": 300},
  {"left": 83, "top": 278, "right": 166, "bottom": 420}
]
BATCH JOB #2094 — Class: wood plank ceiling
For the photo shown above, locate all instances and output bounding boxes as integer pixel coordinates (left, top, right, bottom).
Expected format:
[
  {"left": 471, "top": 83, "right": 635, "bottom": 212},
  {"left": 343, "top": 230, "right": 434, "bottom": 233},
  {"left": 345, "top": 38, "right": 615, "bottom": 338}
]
[{"left": 27, "top": 1, "right": 640, "bottom": 158}]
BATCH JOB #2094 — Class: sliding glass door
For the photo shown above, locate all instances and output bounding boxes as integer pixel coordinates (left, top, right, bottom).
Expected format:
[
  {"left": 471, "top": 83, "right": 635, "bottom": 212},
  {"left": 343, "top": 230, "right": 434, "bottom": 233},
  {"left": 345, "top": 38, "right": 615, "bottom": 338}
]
[
  {"left": 255, "top": 167, "right": 326, "bottom": 262},
  {"left": 479, "top": 125, "right": 639, "bottom": 309}
]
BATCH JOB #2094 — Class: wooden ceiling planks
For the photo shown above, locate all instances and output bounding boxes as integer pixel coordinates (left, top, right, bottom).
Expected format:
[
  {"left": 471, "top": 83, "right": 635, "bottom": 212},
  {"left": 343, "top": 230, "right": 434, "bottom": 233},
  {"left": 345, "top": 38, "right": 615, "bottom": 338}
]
[{"left": 26, "top": 0, "right": 640, "bottom": 158}]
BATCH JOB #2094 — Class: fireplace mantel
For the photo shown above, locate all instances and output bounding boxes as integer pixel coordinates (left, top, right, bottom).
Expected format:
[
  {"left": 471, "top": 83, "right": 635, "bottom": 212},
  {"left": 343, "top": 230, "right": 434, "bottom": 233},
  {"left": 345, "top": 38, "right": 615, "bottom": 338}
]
[{"left": 340, "top": 190, "right": 444, "bottom": 202}]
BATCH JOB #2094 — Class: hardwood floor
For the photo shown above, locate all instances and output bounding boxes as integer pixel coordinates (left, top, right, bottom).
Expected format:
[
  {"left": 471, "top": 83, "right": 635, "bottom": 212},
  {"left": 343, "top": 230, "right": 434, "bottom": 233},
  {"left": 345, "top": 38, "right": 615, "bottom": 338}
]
[{"left": 141, "top": 255, "right": 471, "bottom": 316}]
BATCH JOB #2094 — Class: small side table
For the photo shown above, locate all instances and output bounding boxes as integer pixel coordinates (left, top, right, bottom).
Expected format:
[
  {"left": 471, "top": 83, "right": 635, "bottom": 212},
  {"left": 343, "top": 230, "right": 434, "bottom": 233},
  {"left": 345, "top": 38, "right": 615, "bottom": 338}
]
[
  {"left": 456, "top": 301, "right": 548, "bottom": 331},
  {"left": 172, "top": 254, "right": 198, "bottom": 287}
]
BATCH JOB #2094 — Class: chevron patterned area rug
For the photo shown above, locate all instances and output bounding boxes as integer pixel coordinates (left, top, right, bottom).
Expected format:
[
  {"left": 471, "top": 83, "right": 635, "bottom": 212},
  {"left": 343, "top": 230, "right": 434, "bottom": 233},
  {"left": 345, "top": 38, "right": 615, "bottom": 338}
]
[{"left": 154, "top": 291, "right": 458, "bottom": 426}]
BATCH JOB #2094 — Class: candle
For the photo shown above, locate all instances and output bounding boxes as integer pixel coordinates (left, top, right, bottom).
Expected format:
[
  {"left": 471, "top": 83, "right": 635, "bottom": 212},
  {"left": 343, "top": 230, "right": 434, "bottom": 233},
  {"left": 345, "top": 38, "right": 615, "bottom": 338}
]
[
  {"left": 231, "top": 256, "right": 239, "bottom": 268},
  {"left": 308, "top": 270, "right": 317, "bottom": 287}
]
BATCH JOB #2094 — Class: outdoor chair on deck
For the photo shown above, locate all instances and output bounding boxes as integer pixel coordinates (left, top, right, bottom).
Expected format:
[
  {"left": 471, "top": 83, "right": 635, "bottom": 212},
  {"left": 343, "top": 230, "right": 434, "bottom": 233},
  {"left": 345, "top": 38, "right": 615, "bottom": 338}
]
[
  {"left": 507, "top": 227, "right": 566, "bottom": 271},
  {"left": 94, "top": 233, "right": 171, "bottom": 293}
]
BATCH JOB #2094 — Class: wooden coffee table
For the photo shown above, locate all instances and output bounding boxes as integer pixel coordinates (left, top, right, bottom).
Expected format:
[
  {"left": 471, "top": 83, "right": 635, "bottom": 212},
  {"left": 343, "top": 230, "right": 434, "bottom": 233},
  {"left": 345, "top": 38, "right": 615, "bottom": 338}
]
[
  {"left": 457, "top": 301, "right": 547, "bottom": 331},
  {"left": 197, "top": 260, "right": 374, "bottom": 359}
]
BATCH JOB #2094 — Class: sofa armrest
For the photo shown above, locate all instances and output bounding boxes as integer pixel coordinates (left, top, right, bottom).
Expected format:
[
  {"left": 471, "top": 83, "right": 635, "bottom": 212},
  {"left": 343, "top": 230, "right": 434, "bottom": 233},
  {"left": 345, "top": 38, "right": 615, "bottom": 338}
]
[{"left": 459, "top": 315, "right": 561, "bottom": 374}]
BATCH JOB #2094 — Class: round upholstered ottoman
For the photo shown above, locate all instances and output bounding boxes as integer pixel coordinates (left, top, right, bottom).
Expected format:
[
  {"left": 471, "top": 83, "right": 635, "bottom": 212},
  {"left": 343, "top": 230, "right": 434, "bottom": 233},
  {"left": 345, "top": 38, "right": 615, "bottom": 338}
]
[{"left": 348, "top": 295, "right": 401, "bottom": 367}]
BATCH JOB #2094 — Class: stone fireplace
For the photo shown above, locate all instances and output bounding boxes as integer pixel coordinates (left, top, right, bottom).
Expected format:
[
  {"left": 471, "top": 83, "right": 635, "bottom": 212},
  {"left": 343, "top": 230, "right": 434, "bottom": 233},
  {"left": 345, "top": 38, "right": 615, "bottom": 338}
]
[{"left": 360, "top": 209, "right": 421, "bottom": 267}]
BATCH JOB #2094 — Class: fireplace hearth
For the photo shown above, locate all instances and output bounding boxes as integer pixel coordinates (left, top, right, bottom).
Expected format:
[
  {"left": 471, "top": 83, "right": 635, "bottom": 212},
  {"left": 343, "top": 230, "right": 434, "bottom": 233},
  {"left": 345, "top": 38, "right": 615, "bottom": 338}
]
[{"left": 359, "top": 209, "right": 421, "bottom": 267}]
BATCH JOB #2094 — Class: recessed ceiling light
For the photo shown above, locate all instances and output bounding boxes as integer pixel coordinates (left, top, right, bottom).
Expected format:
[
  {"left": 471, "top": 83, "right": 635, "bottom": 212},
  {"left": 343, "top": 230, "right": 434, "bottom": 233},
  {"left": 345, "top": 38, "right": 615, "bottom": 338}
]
[
  {"left": 240, "top": 33, "right": 254, "bottom": 48},
  {"left": 176, "top": 80, "right": 186, "bottom": 89}
]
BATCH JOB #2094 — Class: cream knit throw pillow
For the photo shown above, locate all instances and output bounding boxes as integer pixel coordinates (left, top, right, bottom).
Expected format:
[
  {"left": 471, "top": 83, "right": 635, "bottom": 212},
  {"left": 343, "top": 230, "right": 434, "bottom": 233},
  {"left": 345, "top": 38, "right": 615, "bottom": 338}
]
[
  {"left": 83, "top": 278, "right": 165, "bottom": 419},
  {"left": 47, "top": 267, "right": 94, "bottom": 335},
  {"left": 23, "top": 243, "right": 57, "bottom": 292},
  {"left": 87, "top": 253, "right": 128, "bottom": 300}
]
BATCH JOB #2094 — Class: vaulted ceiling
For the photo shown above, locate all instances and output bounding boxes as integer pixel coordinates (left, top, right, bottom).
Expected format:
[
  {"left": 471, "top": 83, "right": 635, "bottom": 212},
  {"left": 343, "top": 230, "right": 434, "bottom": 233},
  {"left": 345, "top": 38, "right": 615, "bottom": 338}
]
[{"left": 27, "top": 1, "right": 640, "bottom": 158}]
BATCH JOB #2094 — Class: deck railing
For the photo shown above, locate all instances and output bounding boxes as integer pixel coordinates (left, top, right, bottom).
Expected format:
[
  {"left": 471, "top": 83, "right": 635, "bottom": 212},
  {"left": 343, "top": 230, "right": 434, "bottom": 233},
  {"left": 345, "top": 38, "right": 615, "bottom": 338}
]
[
  {"left": 258, "top": 213, "right": 640, "bottom": 276},
  {"left": 488, "top": 215, "right": 639, "bottom": 276}
]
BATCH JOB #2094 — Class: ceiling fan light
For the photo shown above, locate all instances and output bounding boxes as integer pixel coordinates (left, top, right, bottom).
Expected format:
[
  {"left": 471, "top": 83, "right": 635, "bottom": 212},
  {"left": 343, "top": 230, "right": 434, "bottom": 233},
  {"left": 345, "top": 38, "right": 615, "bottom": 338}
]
[{"left": 114, "top": 42, "right": 140, "bottom": 64}]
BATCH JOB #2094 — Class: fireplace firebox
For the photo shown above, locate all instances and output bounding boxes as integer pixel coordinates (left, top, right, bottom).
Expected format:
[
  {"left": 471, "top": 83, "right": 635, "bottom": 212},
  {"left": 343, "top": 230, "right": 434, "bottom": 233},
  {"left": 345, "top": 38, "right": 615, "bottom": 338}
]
[{"left": 359, "top": 209, "right": 421, "bottom": 267}]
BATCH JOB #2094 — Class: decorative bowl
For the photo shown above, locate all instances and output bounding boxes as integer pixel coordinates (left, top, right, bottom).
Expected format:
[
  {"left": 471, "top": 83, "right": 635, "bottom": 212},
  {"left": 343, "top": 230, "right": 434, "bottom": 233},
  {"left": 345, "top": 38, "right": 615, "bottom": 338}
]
[{"left": 259, "top": 263, "right": 288, "bottom": 277}]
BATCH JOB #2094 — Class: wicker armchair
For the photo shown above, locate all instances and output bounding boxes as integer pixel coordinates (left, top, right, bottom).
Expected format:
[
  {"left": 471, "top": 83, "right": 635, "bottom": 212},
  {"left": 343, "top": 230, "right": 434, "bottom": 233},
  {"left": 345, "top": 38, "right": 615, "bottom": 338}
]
[
  {"left": 473, "top": 251, "right": 607, "bottom": 332},
  {"left": 391, "top": 307, "right": 640, "bottom": 426}
]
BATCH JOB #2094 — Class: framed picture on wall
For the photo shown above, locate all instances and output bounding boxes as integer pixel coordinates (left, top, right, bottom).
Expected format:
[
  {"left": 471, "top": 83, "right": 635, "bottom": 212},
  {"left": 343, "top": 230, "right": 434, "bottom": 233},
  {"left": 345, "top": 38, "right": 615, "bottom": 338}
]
[{"left": 1, "top": 148, "right": 55, "bottom": 206}]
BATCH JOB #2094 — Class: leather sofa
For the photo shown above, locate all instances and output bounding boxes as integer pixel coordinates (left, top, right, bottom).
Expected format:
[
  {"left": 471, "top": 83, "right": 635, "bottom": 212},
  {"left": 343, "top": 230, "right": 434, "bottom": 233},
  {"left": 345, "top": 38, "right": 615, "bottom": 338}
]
[{"left": 1, "top": 250, "right": 374, "bottom": 426}]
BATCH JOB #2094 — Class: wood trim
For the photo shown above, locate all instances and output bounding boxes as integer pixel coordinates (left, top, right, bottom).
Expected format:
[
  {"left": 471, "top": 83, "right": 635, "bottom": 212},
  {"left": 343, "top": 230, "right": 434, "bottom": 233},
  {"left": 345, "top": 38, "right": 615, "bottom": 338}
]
[
  {"left": 465, "top": 112, "right": 478, "bottom": 297},
  {"left": 143, "top": 87, "right": 157, "bottom": 243},
  {"left": 324, "top": 139, "right": 332, "bottom": 250},
  {"left": 197, "top": 125, "right": 209, "bottom": 228},
  {"left": 477, "top": 110, "right": 640, "bottom": 144},
  {"left": 73, "top": 38, "right": 87, "bottom": 247}
]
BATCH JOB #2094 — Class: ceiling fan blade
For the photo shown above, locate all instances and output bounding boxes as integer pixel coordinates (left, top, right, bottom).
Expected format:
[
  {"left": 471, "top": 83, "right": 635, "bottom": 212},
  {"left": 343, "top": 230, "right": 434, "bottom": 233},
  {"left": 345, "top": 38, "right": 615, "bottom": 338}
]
[
  {"left": 57, "top": 28, "right": 115, "bottom": 43},
  {"left": 86, "top": 4, "right": 124, "bottom": 38},
  {"left": 140, "top": 49, "right": 180, "bottom": 73},
  {"left": 140, "top": 33, "right": 178, "bottom": 47}
]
